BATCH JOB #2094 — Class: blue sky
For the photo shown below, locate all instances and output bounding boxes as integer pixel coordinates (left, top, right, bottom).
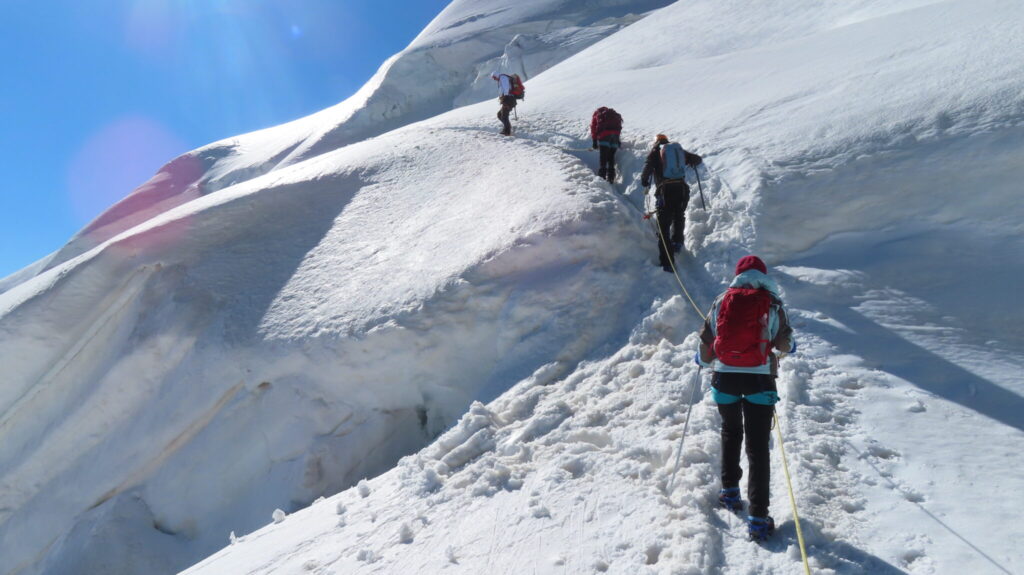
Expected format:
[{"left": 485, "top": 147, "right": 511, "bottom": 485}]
[{"left": 0, "top": 0, "right": 450, "bottom": 279}]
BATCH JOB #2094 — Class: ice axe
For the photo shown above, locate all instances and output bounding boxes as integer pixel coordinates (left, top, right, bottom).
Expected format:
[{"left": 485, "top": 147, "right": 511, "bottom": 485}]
[{"left": 695, "top": 167, "right": 707, "bottom": 210}]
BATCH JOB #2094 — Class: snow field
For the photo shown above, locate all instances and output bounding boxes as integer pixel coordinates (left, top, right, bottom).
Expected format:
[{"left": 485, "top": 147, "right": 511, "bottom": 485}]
[
  {"left": 192, "top": 275, "right": 1022, "bottom": 573},
  {"left": 0, "top": 124, "right": 656, "bottom": 573},
  {"left": 180, "top": 290, "right": 903, "bottom": 574},
  {"left": 3, "top": 0, "right": 1024, "bottom": 572}
]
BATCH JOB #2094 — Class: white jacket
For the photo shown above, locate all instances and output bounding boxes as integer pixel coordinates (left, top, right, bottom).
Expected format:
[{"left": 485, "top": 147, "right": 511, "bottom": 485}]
[{"left": 494, "top": 74, "right": 512, "bottom": 97}]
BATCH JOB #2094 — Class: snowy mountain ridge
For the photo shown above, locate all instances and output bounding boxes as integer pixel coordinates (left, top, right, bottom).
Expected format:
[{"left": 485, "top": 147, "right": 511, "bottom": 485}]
[
  {"left": 1, "top": 0, "right": 673, "bottom": 286},
  {"left": 2, "top": 0, "right": 1024, "bottom": 573}
]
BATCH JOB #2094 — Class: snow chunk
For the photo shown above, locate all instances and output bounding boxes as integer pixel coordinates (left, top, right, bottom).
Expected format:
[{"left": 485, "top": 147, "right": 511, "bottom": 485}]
[
  {"left": 356, "top": 480, "right": 371, "bottom": 498},
  {"left": 398, "top": 523, "right": 414, "bottom": 544}
]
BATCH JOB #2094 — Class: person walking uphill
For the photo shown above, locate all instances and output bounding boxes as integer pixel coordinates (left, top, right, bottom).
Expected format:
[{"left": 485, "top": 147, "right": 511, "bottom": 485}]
[
  {"left": 695, "top": 255, "right": 796, "bottom": 541},
  {"left": 491, "top": 72, "right": 524, "bottom": 136},
  {"left": 641, "top": 134, "right": 702, "bottom": 271},
  {"left": 590, "top": 107, "right": 622, "bottom": 182}
]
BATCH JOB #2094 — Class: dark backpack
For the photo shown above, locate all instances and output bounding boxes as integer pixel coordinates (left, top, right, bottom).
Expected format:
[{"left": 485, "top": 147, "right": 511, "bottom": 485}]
[
  {"left": 713, "top": 288, "right": 772, "bottom": 367},
  {"left": 508, "top": 74, "right": 525, "bottom": 99},
  {"left": 593, "top": 107, "right": 623, "bottom": 134}
]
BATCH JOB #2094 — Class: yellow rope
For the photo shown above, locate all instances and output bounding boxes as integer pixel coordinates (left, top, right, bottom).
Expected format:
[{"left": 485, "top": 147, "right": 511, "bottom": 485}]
[
  {"left": 650, "top": 191, "right": 811, "bottom": 572},
  {"left": 774, "top": 411, "right": 812, "bottom": 574}
]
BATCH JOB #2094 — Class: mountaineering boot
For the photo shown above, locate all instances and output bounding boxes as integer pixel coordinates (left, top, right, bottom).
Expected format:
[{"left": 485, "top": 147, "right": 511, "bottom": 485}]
[
  {"left": 747, "top": 516, "right": 775, "bottom": 542},
  {"left": 598, "top": 168, "right": 607, "bottom": 180},
  {"left": 607, "top": 169, "right": 616, "bottom": 183},
  {"left": 718, "top": 487, "right": 742, "bottom": 511}
]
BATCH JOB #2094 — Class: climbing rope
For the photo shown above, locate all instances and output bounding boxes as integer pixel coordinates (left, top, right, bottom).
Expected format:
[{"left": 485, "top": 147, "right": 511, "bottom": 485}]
[{"left": 775, "top": 411, "right": 812, "bottom": 574}]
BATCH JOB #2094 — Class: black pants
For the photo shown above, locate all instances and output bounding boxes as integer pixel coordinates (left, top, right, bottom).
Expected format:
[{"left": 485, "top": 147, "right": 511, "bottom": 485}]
[
  {"left": 497, "top": 95, "right": 516, "bottom": 135},
  {"left": 598, "top": 140, "right": 618, "bottom": 182},
  {"left": 656, "top": 180, "right": 689, "bottom": 266},
  {"left": 713, "top": 372, "right": 776, "bottom": 518}
]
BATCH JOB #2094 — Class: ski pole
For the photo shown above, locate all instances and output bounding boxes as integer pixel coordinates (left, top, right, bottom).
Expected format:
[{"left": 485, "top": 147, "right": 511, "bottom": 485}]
[
  {"left": 666, "top": 366, "right": 702, "bottom": 495},
  {"left": 695, "top": 168, "right": 707, "bottom": 210}
]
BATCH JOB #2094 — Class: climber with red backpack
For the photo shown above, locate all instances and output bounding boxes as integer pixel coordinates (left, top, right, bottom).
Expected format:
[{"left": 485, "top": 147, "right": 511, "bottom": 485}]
[
  {"left": 695, "top": 255, "right": 796, "bottom": 541},
  {"left": 491, "top": 72, "right": 525, "bottom": 136},
  {"left": 590, "top": 107, "right": 622, "bottom": 182},
  {"left": 641, "top": 134, "right": 702, "bottom": 271}
]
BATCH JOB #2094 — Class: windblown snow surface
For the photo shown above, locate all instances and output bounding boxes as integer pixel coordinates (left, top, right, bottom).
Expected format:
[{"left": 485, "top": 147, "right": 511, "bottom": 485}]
[{"left": 2, "top": 0, "right": 1023, "bottom": 574}]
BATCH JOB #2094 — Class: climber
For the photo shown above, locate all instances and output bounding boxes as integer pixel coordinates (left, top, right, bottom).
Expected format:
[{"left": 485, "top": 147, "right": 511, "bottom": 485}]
[
  {"left": 491, "top": 72, "right": 524, "bottom": 136},
  {"left": 590, "top": 107, "right": 622, "bottom": 182},
  {"left": 695, "top": 255, "right": 796, "bottom": 541},
  {"left": 640, "top": 134, "right": 702, "bottom": 271}
]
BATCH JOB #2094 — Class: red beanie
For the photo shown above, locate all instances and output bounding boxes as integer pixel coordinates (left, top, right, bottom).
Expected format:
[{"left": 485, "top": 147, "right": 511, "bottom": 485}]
[{"left": 735, "top": 255, "right": 767, "bottom": 275}]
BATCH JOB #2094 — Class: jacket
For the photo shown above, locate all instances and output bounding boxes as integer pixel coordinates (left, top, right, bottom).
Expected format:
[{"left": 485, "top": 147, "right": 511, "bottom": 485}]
[
  {"left": 590, "top": 109, "right": 622, "bottom": 142},
  {"left": 495, "top": 74, "right": 512, "bottom": 97},
  {"left": 697, "top": 269, "right": 796, "bottom": 376}
]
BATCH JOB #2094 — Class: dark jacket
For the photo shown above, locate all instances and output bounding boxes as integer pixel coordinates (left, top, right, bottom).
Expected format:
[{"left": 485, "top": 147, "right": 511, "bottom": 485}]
[{"left": 641, "top": 143, "right": 702, "bottom": 188}]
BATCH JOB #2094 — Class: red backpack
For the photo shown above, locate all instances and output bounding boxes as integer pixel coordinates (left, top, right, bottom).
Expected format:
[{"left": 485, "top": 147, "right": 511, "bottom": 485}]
[
  {"left": 508, "top": 74, "right": 525, "bottom": 99},
  {"left": 591, "top": 107, "right": 622, "bottom": 138},
  {"left": 713, "top": 288, "right": 772, "bottom": 367}
]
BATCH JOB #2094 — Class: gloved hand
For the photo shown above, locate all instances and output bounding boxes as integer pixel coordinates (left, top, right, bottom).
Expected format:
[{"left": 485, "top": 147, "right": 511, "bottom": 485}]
[
  {"left": 641, "top": 179, "right": 650, "bottom": 188},
  {"left": 592, "top": 140, "right": 598, "bottom": 149},
  {"left": 685, "top": 153, "right": 703, "bottom": 168},
  {"left": 776, "top": 341, "right": 796, "bottom": 360}
]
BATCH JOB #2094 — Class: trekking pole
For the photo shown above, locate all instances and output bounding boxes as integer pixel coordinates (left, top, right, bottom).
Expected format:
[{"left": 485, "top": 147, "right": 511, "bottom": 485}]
[
  {"left": 666, "top": 366, "right": 702, "bottom": 495},
  {"left": 695, "top": 168, "right": 707, "bottom": 210}
]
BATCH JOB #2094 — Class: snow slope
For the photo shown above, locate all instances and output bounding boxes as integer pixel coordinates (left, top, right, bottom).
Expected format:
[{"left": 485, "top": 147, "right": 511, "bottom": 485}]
[
  {"left": 183, "top": 0, "right": 1024, "bottom": 573},
  {"left": 7, "top": 0, "right": 672, "bottom": 284},
  {"left": 3, "top": 0, "right": 1024, "bottom": 573}
]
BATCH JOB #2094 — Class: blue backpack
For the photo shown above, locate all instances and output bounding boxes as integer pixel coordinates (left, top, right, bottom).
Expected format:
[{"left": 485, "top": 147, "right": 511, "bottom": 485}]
[{"left": 661, "top": 142, "right": 688, "bottom": 180}]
